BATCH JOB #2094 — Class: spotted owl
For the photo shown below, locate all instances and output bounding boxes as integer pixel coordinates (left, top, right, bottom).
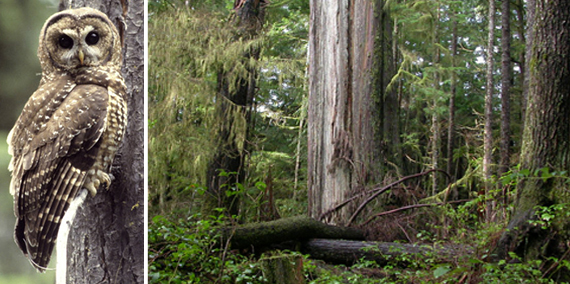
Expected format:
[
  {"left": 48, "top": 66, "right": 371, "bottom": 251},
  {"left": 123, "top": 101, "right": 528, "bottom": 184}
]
[{"left": 7, "top": 7, "right": 127, "bottom": 272}]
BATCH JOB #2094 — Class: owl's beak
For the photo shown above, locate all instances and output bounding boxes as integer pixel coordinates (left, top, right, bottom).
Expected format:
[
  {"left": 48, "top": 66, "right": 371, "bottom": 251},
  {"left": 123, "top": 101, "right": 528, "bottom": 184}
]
[{"left": 78, "top": 50, "right": 85, "bottom": 65}]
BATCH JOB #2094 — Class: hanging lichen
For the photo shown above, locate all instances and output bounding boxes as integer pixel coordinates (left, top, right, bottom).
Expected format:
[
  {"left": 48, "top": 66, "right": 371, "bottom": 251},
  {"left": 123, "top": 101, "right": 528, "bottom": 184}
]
[{"left": 149, "top": 2, "right": 310, "bottom": 216}]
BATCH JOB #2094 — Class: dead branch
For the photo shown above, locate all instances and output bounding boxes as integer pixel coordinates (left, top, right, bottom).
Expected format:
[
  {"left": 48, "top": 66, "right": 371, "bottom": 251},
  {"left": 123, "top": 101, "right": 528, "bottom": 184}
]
[
  {"left": 320, "top": 169, "right": 450, "bottom": 221},
  {"left": 347, "top": 169, "right": 451, "bottom": 225},
  {"left": 360, "top": 199, "right": 471, "bottom": 226}
]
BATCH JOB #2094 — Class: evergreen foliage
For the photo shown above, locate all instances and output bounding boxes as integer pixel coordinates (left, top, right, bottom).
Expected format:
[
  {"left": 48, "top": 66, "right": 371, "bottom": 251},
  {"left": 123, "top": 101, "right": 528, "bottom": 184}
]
[
  {"left": 148, "top": 0, "right": 569, "bottom": 282},
  {"left": 149, "top": 0, "right": 309, "bottom": 216}
]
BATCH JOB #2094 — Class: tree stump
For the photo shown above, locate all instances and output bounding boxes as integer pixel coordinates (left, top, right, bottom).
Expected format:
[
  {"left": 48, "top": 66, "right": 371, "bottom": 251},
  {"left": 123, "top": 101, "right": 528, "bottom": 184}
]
[{"left": 261, "top": 255, "right": 305, "bottom": 284}]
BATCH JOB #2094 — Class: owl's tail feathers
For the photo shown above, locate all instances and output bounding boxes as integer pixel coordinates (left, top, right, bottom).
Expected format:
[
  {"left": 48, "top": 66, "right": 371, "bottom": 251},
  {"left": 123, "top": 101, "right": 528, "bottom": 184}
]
[
  {"left": 14, "top": 215, "right": 50, "bottom": 272},
  {"left": 13, "top": 162, "right": 87, "bottom": 273}
]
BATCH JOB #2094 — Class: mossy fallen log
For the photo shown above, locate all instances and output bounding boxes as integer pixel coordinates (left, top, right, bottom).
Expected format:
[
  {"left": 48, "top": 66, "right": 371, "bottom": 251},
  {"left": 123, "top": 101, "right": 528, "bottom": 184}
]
[
  {"left": 217, "top": 216, "right": 471, "bottom": 266},
  {"left": 220, "top": 215, "right": 365, "bottom": 249}
]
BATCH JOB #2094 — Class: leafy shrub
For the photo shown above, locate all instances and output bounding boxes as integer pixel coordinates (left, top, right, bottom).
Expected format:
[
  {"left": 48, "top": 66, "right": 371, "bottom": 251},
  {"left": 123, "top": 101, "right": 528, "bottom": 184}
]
[{"left": 148, "top": 213, "right": 266, "bottom": 283}]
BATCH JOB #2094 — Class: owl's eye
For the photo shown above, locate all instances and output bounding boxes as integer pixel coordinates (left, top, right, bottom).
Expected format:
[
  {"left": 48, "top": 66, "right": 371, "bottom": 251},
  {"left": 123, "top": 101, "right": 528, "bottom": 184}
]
[
  {"left": 58, "top": 35, "right": 73, "bottom": 49},
  {"left": 86, "top": 32, "right": 99, "bottom": 45}
]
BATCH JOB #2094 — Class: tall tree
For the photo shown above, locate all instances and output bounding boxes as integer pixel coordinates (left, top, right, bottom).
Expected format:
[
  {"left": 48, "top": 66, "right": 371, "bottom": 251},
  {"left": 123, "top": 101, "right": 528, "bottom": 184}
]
[
  {"left": 381, "top": 13, "right": 401, "bottom": 177},
  {"left": 62, "top": 0, "right": 144, "bottom": 283},
  {"left": 446, "top": 19, "right": 458, "bottom": 179},
  {"left": 497, "top": 0, "right": 570, "bottom": 277},
  {"left": 521, "top": 0, "right": 535, "bottom": 129},
  {"left": 205, "top": 0, "right": 267, "bottom": 216},
  {"left": 499, "top": 0, "right": 512, "bottom": 177},
  {"left": 484, "top": 0, "right": 496, "bottom": 221},
  {"left": 308, "top": 0, "right": 387, "bottom": 225}
]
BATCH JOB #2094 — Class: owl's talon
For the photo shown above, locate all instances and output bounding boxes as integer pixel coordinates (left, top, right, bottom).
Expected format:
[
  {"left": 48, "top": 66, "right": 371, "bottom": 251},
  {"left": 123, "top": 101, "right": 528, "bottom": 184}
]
[
  {"left": 99, "top": 172, "right": 112, "bottom": 190},
  {"left": 85, "top": 183, "right": 98, "bottom": 197}
]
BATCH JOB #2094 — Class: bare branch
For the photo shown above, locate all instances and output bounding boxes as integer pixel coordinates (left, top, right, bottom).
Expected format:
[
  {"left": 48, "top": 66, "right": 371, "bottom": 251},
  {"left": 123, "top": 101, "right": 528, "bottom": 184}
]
[
  {"left": 360, "top": 199, "right": 471, "bottom": 226},
  {"left": 347, "top": 169, "right": 451, "bottom": 225}
]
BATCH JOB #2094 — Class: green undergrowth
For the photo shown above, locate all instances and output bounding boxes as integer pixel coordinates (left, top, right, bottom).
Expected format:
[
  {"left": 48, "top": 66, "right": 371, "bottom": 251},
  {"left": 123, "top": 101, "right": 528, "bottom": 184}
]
[
  {"left": 148, "top": 167, "right": 570, "bottom": 283},
  {"left": 148, "top": 203, "right": 569, "bottom": 283},
  {"left": 149, "top": 213, "right": 267, "bottom": 283}
]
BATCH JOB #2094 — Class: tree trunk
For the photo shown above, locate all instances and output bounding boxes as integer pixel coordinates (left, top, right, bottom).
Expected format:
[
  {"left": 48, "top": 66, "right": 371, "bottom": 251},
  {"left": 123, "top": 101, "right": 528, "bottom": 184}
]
[
  {"left": 381, "top": 15, "right": 400, "bottom": 177},
  {"left": 521, "top": 0, "right": 535, "bottom": 129},
  {"left": 431, "top": 5, "right": 441, "bottom": 196},
  {"left": 513, "top": 0, "right": 526, "bottom": 137},
  {"left": 63, "top": 1, "right": 144, "bottom": 283},
  {"left": 497, "top": 0, "right": 570, "bottom": 279},
  {"left": 308, "top": 0, "right": 386, "bottom": 225},
  {"left": 499, "top": 0, "right": 512, "bottom": 177},
  {"left": 205, "top": 0, "right": 266, "bottom": 216},
  {"left": 483, "top": 0, "right": 496, "bottom": 222},
  {"left": 446, "top": 20, "right": 458, "bottom": 180}
]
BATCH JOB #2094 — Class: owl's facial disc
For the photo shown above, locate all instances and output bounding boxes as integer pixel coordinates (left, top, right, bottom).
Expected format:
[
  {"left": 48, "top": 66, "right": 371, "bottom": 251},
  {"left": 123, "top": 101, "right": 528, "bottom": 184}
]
[{"left": 57, "top": 26, "right": 104, "bottom": 68}]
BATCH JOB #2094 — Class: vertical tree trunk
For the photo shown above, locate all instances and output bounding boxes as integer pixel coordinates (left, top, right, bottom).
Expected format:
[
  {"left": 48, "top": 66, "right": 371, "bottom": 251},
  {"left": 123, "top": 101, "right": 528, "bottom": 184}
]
[
  {"left": 521, "top": 0, "right": 535, "bottom": 129},
  {"left": 381, "top": 15, "right": 400, "bottom": 177},
  {"left": 205, "top": 0, "right": 266, "bottom": 216},
  {"left": 484, "top": 0, "right": 496, "bottom": 222},
  {"left": 446, "top": 20, "right": 458, "bottom": 179},
  {"left": 499, "top": 0, "right": 512, "bottom": 177},
  {"left": 431, "top": 4, "right": 441, "bottom": 195},
  {"left": 294, "top": 118, "right": 304, "bottom": 191},
  {"left": 497, "top": 1, "right": 570, "bottom": 279},
  {"left": 513, "top": 0, "right": 527, "bottom": 133},
  {"left": 308, "top": 0, "right": 386, "bottom": 225},
  {"left": 63, "top": 1, "right": 144, "bottom": 283}
]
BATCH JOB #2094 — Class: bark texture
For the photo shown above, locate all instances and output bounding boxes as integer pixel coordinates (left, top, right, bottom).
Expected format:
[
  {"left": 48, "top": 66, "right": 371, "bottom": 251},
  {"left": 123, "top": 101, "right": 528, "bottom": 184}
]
[
  {"left": 63, "top": 1, "right": 144, "bottom": 283},
  {"left": 380, "top": 12, "right": 400, "bottom": 176},
  {"left": 497, "top": 1, "right": 570, "bottom": 278},
  {"left": 308, "top": 0, "right": 385, "bottom": 225}
]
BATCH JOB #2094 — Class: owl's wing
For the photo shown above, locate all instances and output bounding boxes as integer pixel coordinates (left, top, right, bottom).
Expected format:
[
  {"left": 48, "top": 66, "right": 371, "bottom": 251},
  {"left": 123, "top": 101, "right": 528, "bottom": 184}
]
[{"left": 8, "top": 81, "right": 109, "bottom": 271}]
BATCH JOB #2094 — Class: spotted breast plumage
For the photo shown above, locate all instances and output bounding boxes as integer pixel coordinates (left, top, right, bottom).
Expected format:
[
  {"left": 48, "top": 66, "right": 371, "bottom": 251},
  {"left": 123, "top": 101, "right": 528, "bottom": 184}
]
[{"left": 7, "top": 7, "right": 127, "bottom": 272}]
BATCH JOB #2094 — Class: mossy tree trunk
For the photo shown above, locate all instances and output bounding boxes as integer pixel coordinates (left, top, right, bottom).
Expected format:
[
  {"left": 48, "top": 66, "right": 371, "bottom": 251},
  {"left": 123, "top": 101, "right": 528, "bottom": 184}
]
[
  {"left": 497, "top": 0, "right": 570, "bottom": 278},
  {"left": 308, "top": 0, "right": 389, "bottom": 225},
  {"left": 205, "top": 0, "right": 266, "bottom": 216},
  {"left": 63, "top": 0, "right": 144, "bottom": 283}
]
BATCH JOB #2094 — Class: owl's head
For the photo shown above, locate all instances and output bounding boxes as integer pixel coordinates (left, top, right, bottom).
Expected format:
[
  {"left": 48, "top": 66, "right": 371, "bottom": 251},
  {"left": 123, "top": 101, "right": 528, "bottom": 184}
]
[{"left": 38, "top": 7, "right": 122, "bottom": 74}]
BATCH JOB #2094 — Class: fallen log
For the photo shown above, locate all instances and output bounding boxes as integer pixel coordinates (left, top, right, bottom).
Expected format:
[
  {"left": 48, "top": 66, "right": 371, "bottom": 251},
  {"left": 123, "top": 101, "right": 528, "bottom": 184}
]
[
  {"left": 220, "top": 216, "right": 471, "bottom": 267},
  {"left": 302, "top": 238, "right": 472, "bottom": 266},
  {"left": 221, "top": 215, "right": 365, "bottom": 249}
]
